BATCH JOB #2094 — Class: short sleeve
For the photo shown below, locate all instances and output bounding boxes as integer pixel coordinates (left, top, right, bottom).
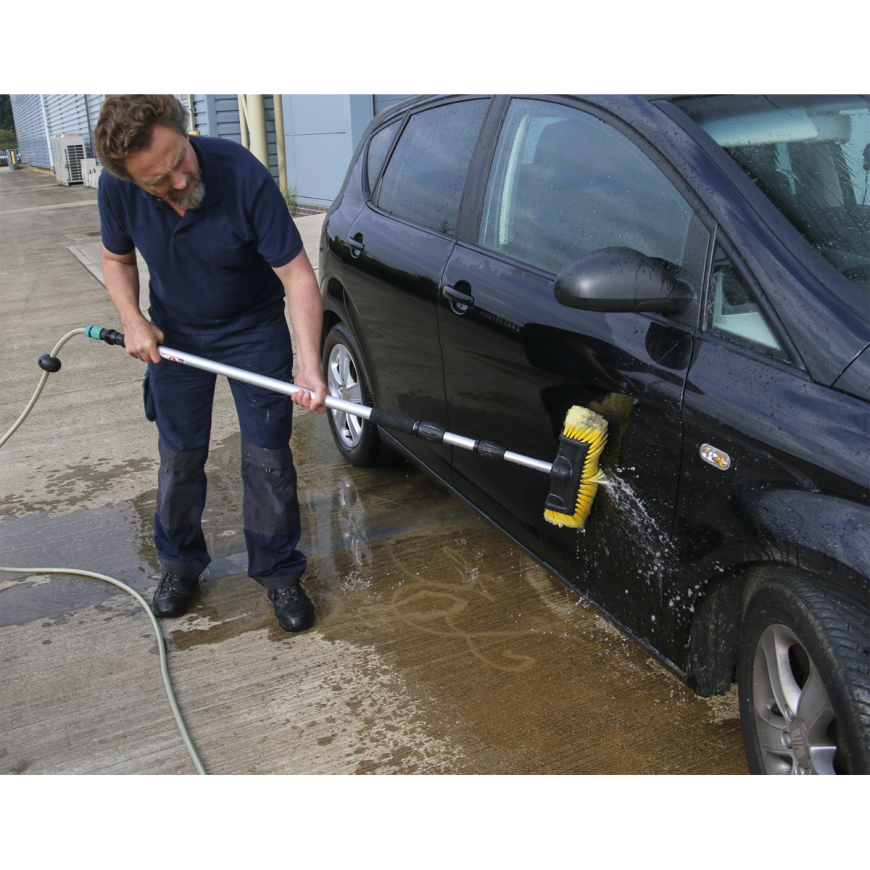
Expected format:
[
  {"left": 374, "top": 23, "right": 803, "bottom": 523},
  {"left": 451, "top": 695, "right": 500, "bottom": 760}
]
[
  {"left": 98, "top": 176, "right": 135, "bottom": 256},
  {"left": 246, "top": 169, "right": 304, "bottom": 268}
]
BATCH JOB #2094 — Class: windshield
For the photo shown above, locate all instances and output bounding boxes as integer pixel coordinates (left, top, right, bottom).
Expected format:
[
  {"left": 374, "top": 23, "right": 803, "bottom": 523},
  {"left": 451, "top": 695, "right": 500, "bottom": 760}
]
[{"left": 671, "top": 95, "right": 870, "bottom": 293}]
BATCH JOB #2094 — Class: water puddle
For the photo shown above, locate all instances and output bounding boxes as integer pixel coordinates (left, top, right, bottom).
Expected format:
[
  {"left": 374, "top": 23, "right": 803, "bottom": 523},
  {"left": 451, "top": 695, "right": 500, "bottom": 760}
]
[{"left": 2, "top": 412, "right": 747, "bottom": 773}]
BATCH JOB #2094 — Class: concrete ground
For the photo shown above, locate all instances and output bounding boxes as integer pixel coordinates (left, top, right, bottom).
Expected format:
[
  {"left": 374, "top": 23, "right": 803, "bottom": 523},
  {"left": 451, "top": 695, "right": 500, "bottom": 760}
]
[{"left": 0, "top": 164, "right": 748, "bottom": 774}]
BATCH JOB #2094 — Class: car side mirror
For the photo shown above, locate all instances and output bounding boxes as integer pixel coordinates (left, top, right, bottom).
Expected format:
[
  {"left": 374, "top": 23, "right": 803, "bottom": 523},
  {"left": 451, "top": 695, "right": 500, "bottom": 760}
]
[{"left": 554, "top": 247, "right": 693, "bottom": 314}]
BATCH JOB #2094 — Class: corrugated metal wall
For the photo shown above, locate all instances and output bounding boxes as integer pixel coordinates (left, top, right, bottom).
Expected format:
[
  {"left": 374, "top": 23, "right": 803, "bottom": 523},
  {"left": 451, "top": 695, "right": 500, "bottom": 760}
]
[
  {"left": 9, "top": 95, "right": 51, "bottom": 168},
  {"left": 194, "top": 95, "right": 280, "bottom": 184},
  {"left": 9, "top": 94, "right": 414, "bottom": 205},
  {"left": 189, "top": 95, "right": 209, "bottom": 134},
  {"left": 9, "top": 94, "right": 193, "bottom": 172},
  {"left": 43, "top": 94, "right": 101, "bottom": 159}
]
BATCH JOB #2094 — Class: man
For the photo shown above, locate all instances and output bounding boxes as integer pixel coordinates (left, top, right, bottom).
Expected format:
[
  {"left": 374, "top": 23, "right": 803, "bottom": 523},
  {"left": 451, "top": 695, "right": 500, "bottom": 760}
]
[{"left": 94, "top": 94, "right": 327, "bottom": 632}]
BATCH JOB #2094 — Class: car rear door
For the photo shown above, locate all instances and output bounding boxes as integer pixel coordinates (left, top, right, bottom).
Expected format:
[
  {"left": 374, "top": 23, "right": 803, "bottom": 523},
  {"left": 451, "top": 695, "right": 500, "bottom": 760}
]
[
  {"left": 438, "top": 97, "right": 710, "bottom": 646},
  {"left": 340, "top": 97, "right": 492, "bottom": 482}
]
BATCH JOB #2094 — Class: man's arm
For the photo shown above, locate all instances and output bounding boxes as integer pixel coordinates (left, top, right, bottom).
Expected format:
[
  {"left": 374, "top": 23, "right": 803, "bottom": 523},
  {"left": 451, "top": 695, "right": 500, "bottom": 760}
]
[
  {"left": 102, "top": 246, "right": 164, "bottom": 363},
  {"left": 273, "top": 250, "right": 327, "bottom": 414}
]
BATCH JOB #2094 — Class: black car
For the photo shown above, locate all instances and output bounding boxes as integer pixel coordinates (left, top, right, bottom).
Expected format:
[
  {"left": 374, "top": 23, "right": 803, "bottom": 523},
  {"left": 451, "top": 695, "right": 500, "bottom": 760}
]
[{"left": 318, "top": 94, "right": 870, "bottom": 774}]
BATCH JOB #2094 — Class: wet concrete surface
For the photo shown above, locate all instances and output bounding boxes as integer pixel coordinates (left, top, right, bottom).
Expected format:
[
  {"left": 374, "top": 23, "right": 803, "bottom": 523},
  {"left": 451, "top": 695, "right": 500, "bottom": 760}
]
[{"left": 0, "top": 165, "right": 748, "bottom": 774}]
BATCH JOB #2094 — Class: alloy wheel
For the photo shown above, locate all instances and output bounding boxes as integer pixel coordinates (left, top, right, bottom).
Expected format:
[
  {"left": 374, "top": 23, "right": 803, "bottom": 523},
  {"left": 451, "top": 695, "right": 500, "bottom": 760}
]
[
  {"left": 751, "top": 622, "right": 838, "bottom": 774},
  {"left": 326, "top": 342, "right": 364, "bottom": 449}
]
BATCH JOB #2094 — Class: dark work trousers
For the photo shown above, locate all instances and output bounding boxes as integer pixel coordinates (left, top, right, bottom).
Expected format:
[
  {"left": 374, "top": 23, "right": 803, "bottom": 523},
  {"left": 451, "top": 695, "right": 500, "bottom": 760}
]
[{"left": 144, "top": 316, "right": 307, "bottom": 591}]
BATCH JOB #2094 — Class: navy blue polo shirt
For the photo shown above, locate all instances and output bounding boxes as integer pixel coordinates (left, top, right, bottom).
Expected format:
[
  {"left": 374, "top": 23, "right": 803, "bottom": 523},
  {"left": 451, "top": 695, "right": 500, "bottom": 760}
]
[{"left": 98, "top": 134, "right": 303, "bottom": 334}]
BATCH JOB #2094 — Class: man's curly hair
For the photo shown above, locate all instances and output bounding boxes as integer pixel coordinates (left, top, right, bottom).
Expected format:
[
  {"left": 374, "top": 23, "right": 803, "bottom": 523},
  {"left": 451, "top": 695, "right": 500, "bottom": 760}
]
[{"left": 95, "top": 94, "right": 189, "bottom": 180}]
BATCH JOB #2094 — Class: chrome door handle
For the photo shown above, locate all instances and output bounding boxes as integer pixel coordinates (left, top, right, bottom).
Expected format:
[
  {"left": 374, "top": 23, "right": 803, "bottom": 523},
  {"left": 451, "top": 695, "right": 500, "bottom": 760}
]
[
  {"left": 442, "top": 284, "right": 474, "bottom": 307},
  {"left": 348, "top": 236, "right": 364, "bottom": 258}
]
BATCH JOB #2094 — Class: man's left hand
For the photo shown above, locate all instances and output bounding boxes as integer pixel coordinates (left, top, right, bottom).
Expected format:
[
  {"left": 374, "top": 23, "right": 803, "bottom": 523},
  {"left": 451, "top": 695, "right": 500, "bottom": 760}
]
[{"left": 292, "top": 367, "right": 328, "bottom": 414}]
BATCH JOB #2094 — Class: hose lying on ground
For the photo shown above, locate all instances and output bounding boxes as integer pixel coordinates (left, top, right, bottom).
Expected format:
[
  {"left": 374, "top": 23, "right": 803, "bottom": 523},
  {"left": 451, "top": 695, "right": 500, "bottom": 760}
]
[{"left": 0, "top": 329, "right": 206, "bottom": 775}]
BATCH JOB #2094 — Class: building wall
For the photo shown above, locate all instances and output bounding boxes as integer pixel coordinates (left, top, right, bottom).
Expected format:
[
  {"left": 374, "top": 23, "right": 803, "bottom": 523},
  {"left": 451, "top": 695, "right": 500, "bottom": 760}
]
[
  {"left": 280, "top": 94, "right": 412, "bottom": 213},
  {"left": 10, "top": 94, "right": 52, "bottom": 169},
  {"left": 9, "top": 93, "right": 414, "bottom": 209},
  {"left": 9, "top": 94, "right": 190, "bottom": 173},
  {"left": 192, "top": 94, "right": 413, "bottom": 212}
]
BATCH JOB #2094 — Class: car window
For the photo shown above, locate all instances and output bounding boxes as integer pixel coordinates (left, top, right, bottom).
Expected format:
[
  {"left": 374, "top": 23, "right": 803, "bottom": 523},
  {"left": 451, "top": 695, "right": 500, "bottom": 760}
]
[
  {"left": 672, "top": 96, "right": 870, "bottom": 294},
  {"left": 708, "top": 245, "right": 783, "bottom": 354},
  {"left": 376, "top": 100, "right": 489, "bottom": 236},
  {"left": 479, "top": 99, "right": 694, "bottom": 275},
  {"left": 366, "top": 120, "right": 400, "bottom": 195}
]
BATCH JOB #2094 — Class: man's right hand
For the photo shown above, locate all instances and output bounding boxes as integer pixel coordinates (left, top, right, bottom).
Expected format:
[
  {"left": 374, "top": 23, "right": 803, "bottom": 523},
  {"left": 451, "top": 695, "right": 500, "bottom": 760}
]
[
  {"left": 101, "top": 246, "right": 162, "bottom": 362},
  {"left": 122, "top": 317, "right": 165, "bottom": 363}
]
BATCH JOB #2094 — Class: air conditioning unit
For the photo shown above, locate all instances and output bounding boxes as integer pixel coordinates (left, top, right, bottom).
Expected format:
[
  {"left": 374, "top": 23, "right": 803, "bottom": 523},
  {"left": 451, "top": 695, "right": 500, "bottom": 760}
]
[
  {"left": 80, "top": 158, "right": 103, "bottom": 189},
  {"left": 50, "top": 134, "right": 86, "bottom": 186}
]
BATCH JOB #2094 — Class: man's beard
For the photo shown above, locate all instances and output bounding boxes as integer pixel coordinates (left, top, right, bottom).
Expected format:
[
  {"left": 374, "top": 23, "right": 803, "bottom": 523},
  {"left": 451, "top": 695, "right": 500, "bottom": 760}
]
[{"left": 165, "top": 175, "right": 205, "bottom": 209}]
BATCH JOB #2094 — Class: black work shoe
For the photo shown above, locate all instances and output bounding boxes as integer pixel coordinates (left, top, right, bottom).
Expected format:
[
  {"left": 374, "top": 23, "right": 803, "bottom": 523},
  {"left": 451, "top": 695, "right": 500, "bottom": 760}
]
[
  {"left": 267, "top": 583, "right": 315, "bottom": 633},
  {"left": 152, "top": 571, "right": 197, "bottom": 618}
]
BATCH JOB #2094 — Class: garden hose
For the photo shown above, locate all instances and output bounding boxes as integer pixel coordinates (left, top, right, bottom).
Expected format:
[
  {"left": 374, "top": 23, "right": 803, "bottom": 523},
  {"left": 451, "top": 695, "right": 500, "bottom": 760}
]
[
  {"left": 0, "top": 328, "right": 84, "bottom": 448},
  {"left": 0, "top": 328, "right": 207, "bottom": 774}
]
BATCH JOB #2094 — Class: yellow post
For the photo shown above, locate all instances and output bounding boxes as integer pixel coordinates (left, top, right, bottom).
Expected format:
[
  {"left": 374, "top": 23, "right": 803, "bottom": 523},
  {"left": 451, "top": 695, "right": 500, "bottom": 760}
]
[
  {"left": 237, "top": 94, "right": 249, "bottom": 150},
  {"left": 273, "top": 94, "right": 287, "bottom": 194},
  {"left": 244, "top": 95, "right": 269, "bottom": 169}
]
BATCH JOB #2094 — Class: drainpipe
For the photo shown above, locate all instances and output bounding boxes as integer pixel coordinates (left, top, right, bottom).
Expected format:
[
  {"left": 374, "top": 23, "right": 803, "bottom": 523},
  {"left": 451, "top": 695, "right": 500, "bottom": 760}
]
[
  {"left": 187, "top": 94, "right": 194, "bottom": 132},
  {"left": 273, "top": 94, "right": 287, "bottom": 194},
  {"left": 244, "top": 95, "right": 269, "bottom": 170},
  {"left": 237, "top": 94, "right": 249, "bottom": 149},
  {"left": 82, "top": 94, "right": 95, "bottom": 158},
  {"left": 39, "top": 94, "right": 52, "bottom": 171}
]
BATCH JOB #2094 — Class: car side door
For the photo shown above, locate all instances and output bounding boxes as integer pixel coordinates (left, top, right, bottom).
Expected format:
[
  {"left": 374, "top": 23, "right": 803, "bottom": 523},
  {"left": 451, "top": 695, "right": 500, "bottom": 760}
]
[
  {"left": 438, "top": 97, "right": 710, "bottom": 647},
  {"left": 339, "top": 97, "right": 492, "bottom": 482}
]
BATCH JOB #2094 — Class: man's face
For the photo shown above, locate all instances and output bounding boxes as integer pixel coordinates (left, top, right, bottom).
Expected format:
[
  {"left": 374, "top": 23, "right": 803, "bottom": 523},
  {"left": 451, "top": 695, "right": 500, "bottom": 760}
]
[{"left": 125, "top": 124, "right": 204, "bottom": 208}]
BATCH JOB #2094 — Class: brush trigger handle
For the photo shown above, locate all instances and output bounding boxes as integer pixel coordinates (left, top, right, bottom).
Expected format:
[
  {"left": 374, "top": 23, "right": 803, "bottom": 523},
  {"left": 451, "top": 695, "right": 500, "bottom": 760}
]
[
  {"left": 368, "top": 410, "right": 446, "bottom": 443},
  {"left": 413, "top": 421, "right": 446, "bottom": 442},
  {"left": 475, "top": 440, "right": 506, "bottom": 461}
]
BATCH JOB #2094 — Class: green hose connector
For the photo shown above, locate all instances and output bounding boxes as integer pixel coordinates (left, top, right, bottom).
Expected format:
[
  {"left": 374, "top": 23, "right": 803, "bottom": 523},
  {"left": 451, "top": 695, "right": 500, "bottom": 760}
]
[{"left": 84, "top": 325, "right": 126, "bottom": 346}]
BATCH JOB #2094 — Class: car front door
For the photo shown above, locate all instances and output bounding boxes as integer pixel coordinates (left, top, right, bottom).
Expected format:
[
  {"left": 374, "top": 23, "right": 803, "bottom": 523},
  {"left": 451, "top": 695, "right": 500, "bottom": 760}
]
[
  {"left": 340, "top": 97, "right": 492, "bottom": 481},
  {"left": 438, "top": 97, "right": 709, "bottom": 647}
]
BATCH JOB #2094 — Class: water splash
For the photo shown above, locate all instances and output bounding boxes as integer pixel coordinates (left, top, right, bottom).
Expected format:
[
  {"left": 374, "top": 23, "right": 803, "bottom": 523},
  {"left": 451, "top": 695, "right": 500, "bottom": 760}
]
[{"left": 601, "top": 472, "right": 677, "bottom": 596}]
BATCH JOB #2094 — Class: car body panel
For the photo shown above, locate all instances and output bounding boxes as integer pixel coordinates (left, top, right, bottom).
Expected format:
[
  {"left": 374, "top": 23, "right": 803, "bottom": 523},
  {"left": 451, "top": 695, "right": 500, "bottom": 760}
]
[
  {"left": 833, "top": 343, "right": 870, "bottom": 399},
  {"left": 438, "top": 239, "right": 698, "bottom": 652},
  {"left": 342, "top": 207, "right": 456, "bottom": 479}
]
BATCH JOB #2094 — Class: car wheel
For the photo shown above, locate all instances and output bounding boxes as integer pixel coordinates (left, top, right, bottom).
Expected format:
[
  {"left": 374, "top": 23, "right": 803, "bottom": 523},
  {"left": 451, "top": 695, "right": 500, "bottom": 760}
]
[
  {"left": 321, "top": 323, "right": 383, "bottom": 467},
  {"left": 737, "top": 572, "right": 870, "bottom": 774}
]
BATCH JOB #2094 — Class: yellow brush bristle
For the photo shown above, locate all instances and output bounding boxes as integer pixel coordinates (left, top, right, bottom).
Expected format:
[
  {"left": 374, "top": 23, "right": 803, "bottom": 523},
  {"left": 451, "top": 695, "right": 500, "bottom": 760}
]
[{"left": 544, "top": 406, "right": 608, "bottom": 529}]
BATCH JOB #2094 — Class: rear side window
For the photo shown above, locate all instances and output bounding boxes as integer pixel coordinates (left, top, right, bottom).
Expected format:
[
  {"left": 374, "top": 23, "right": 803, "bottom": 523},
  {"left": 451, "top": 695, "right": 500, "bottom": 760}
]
[
  {"left": 366, "top": 120, "right": 400, "bottom": 194},
  {"left": 376, "top": 100, "right": 489, "bottom": 236},
  {"left": 479, "top": 99, "right": 694, "bottom": 275}
]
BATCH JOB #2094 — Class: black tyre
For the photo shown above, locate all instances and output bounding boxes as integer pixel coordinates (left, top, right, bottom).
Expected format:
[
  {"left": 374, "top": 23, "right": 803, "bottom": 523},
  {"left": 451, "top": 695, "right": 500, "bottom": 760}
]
[
  {"left": 737, "top": 572, "right": 870, "bottom": 774},
  {"left": 321, "top": 323, "right": 383, "bottom": 467}
]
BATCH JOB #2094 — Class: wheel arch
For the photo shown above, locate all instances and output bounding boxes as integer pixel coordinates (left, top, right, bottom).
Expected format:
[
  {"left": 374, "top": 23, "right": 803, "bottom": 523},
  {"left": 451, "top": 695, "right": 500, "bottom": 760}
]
[{"left": 686, "top": 556, "right": 869, "bottom": 697}]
